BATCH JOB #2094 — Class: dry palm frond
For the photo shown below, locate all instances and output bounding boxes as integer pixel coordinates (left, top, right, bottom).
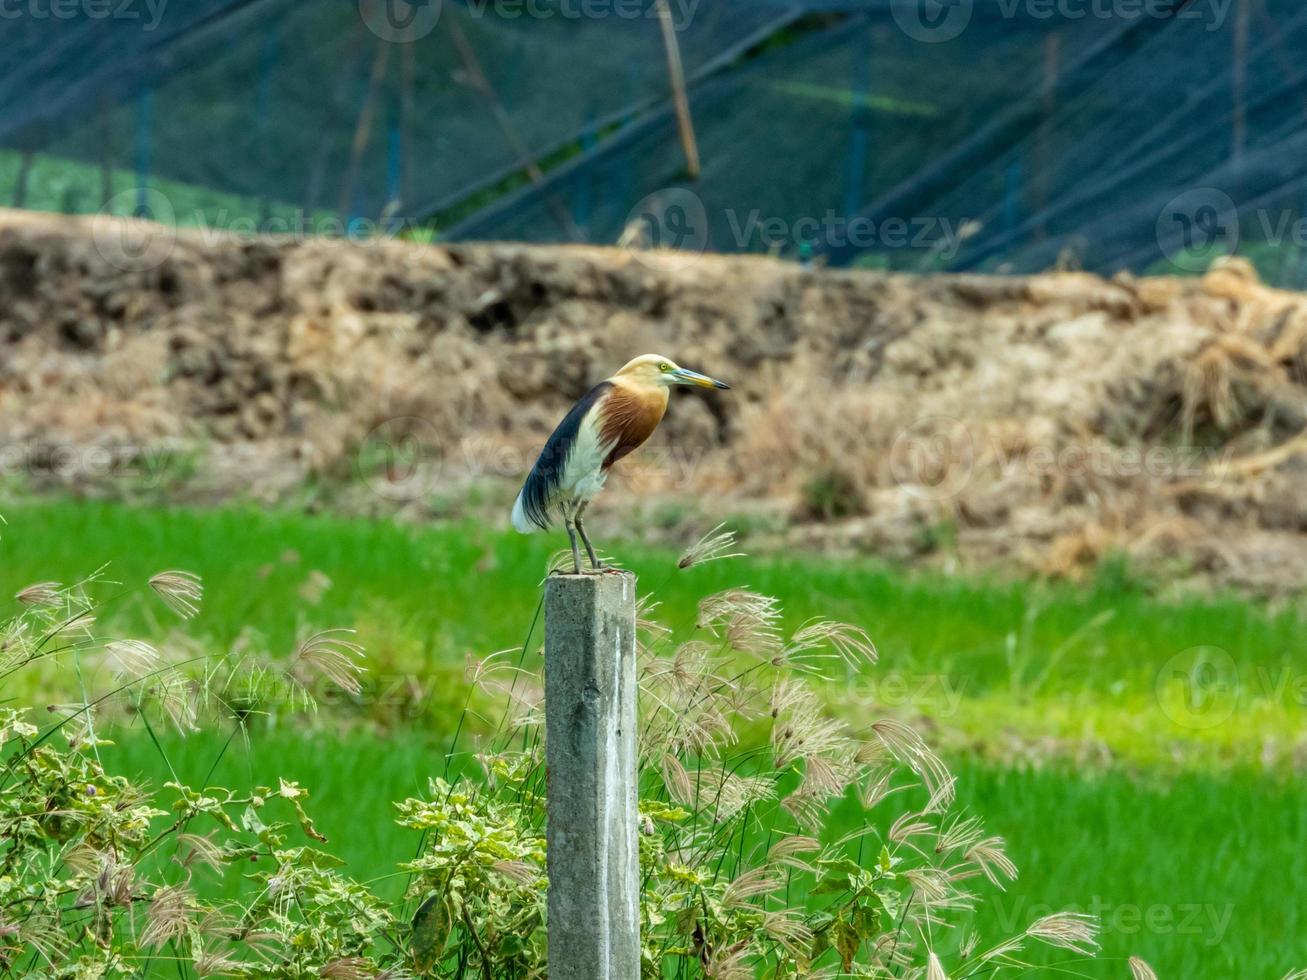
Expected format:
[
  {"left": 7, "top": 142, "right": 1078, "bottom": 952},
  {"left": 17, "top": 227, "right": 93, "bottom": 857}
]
[
  {"left": 15, "top": 581, "right": 62, "bottom": 606},
  {"left": 923, "top": 776, "right": 958, "bottom": 816},
  {"left": 800, "top": 753, "right": 858, "bottom": 800},
  {"left": 766, "top": 835, "right": 819, "bottom": 872},
  {"left": 62, "top": 844, "right": 105, "bottom": 878},
  {"left": 863, "top": 765, "right": 898, "bottom": 810},
  {"left": 290, "top": 628, "right": 365, "bottom": 696},
  {"left": 55, "top": 609, "right": 97, "bottom": 639},
  {"left": 104, "top": 639, "right": 161, "bottom": 680},
  {"left": 965, "top": 836, "right": 1017, "bottom": 888},
  {"left": 770, "top": 678, "right": 848, "bottom": 768},
  {"left": 661, "top": 753, "right": 694, "bottom": 805},
  {"left": 1025, "top": 912, "right": 1099, "bottom": 955},
  {"left": 904, "top": 867, "right": 956, "bottom": 909},
  {"left": 154, "top": 674, "right": 201, "bottom": 733},
  {"left": 6, "top": 916, "right": 72, "bottom": 963},
  {"left": 889, "top": 811, "right": 935, "bottom": 845},
  {"left": 779, "top": 784, "right": 827, "bottom": 828},
  {"left": 636, "top": 594, "right": 672, "bottom": 642},
  {"left": 140, "top": 883, "right": 195, "bottom": 950},
  {"left": 679, "top": 523, "right": 743, "bottom": 569},
  {"left": 703, "top": 944, "right": 752, "bottom": 980},
  {"left": 92, "top": 853, "right": 136, "bottom": 907},
  {"left": 698, "top": 589, "right": 782, "bottom": 656},
  {"left": 872, "top": 719, "right": 954, "bottom": 805},
  {"left": 492, "top": 860, "right": 539, "bottom": 887},
  {"left": 149, "top": 570, "right": 203, "bottom": 620},
  {"left": 936, "top": 814, "right": 985, "bottom": 855},
  {"left": 194, "top": 946, "right": 247, "bottom": 978},
  {"left": 704, "top": 767, "right": 775, "bottom": 821},
  {"left": 176, "top": 833, "right": 225, "bottom": 874},
  {"left": 722, "top": 867, "right": 781, "bottom": 907},
  {"left": 784, "top": 619, "right": 878, "bottom": 666},
  {"left": 762, "top": 910, "right": 813, "bottom": 957},
  {"left": 974, "top": 934, "right": 1025, "bottom": 965},
  {"left": 1129, "top": 957, "right": 1159, "bottom": 980},
  {"left": 319, "top": 958, "right": 375, "bottom": 980}
]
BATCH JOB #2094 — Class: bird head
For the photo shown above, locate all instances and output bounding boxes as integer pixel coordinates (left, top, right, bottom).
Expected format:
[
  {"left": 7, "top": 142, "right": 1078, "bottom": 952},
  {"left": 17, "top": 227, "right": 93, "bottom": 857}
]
[{"left": 615, "top": 354, "right": 731, "bottom": 390}]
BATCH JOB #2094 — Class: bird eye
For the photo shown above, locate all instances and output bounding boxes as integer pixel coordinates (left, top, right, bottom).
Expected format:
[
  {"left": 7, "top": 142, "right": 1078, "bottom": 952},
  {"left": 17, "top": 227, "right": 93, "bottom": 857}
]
[{"left": 659, "top": 362, "right": 671, "bottom": 372}]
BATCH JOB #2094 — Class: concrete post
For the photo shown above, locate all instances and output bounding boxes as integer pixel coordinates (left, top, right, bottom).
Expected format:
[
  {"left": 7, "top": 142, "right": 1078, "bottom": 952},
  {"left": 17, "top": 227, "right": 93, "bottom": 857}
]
[{"left": 544, "top": 572, "right": 640, "bottom": 980}]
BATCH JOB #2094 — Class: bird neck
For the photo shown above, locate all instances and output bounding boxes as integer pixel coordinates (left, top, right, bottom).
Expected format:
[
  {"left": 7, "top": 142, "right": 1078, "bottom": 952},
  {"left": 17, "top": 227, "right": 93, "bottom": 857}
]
[{"left": 611, "top": 375, "right": 670, "bottom": 410}]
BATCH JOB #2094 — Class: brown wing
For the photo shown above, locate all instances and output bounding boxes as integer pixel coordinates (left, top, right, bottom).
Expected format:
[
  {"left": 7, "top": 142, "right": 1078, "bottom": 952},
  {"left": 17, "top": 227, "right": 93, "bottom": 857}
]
[{"left": 599, "top": 382, "right": 669, "bottom": 469}]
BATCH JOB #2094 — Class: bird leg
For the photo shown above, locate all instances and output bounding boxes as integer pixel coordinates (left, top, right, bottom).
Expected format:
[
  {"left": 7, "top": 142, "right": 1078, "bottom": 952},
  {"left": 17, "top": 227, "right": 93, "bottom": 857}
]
[
  {"left": 574, "top": 503, "right": 603, "bottom": 570},
  {"left": 563, "top": 516, "right": 583, "bottom": 574}
]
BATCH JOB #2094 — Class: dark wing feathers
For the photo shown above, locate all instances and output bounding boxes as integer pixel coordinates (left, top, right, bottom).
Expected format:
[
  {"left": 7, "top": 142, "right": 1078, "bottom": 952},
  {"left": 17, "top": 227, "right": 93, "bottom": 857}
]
[{"left": 517, "top": 381, "right": 613, "bottom": 530}]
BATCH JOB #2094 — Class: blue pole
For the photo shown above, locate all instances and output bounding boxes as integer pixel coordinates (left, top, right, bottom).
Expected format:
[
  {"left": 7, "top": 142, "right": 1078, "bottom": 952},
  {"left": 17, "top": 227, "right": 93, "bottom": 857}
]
[
  {"left": 842, "top": 18, "right": 872, "bottom": 225},
  {"left": 574, "top": 104, "right": 597, "bottom": 237},
  {"left": 135, "top": 89, "right": 153, "bottom": 217},
  {"left": 387, "top": 93, "right": 403, "bottom": 230},
  {"left": 257, "top": 26, "right": 279, "bottom": 226},
  {"left": 1004, "top": 161, "right": 1023, "bottom": 240}
]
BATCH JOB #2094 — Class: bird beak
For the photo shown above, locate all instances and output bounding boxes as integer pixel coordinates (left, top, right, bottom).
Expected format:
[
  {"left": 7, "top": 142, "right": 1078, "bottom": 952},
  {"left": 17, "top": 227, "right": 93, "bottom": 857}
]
[{"left": 672, "top": 367, "right": 731, "bottom": 390}]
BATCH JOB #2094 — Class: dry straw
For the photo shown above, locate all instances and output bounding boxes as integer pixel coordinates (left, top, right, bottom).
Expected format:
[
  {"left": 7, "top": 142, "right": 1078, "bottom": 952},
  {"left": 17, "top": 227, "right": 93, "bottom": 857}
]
[{"left": 148, "top": 570, "right": 203, "bottom": 620}]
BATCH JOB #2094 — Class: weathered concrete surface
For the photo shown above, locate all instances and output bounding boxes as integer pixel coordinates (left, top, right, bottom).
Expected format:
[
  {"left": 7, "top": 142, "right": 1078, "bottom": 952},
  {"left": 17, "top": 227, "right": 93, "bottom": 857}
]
[{"left": 544, "top": 571, "right": 640, "bottom": 980}]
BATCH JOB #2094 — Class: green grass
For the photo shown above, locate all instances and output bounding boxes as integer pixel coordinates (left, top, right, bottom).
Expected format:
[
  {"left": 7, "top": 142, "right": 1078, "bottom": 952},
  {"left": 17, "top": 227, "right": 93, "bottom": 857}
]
[
  {"left": 1, "top": 499, "right": 1302, "bottom": 765},
  {"left": 94, "top": 727, "right": 1307, "bottom": 979},
  {"left": 3, "top": 498, "right": 1305, "bottom": 976}
]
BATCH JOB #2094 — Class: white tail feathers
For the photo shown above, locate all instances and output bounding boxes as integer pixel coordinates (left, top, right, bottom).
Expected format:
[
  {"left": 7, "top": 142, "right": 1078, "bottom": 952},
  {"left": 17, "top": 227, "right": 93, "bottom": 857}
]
[{"left": 511, "top": 491, "right": 536, "bottom": 534}]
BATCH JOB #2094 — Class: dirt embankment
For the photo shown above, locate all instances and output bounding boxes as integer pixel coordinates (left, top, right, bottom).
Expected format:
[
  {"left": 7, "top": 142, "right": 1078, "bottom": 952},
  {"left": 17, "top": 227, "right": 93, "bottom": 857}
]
[{"left": 2, "top": 209, "right": 1306, "bottom": 593}]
